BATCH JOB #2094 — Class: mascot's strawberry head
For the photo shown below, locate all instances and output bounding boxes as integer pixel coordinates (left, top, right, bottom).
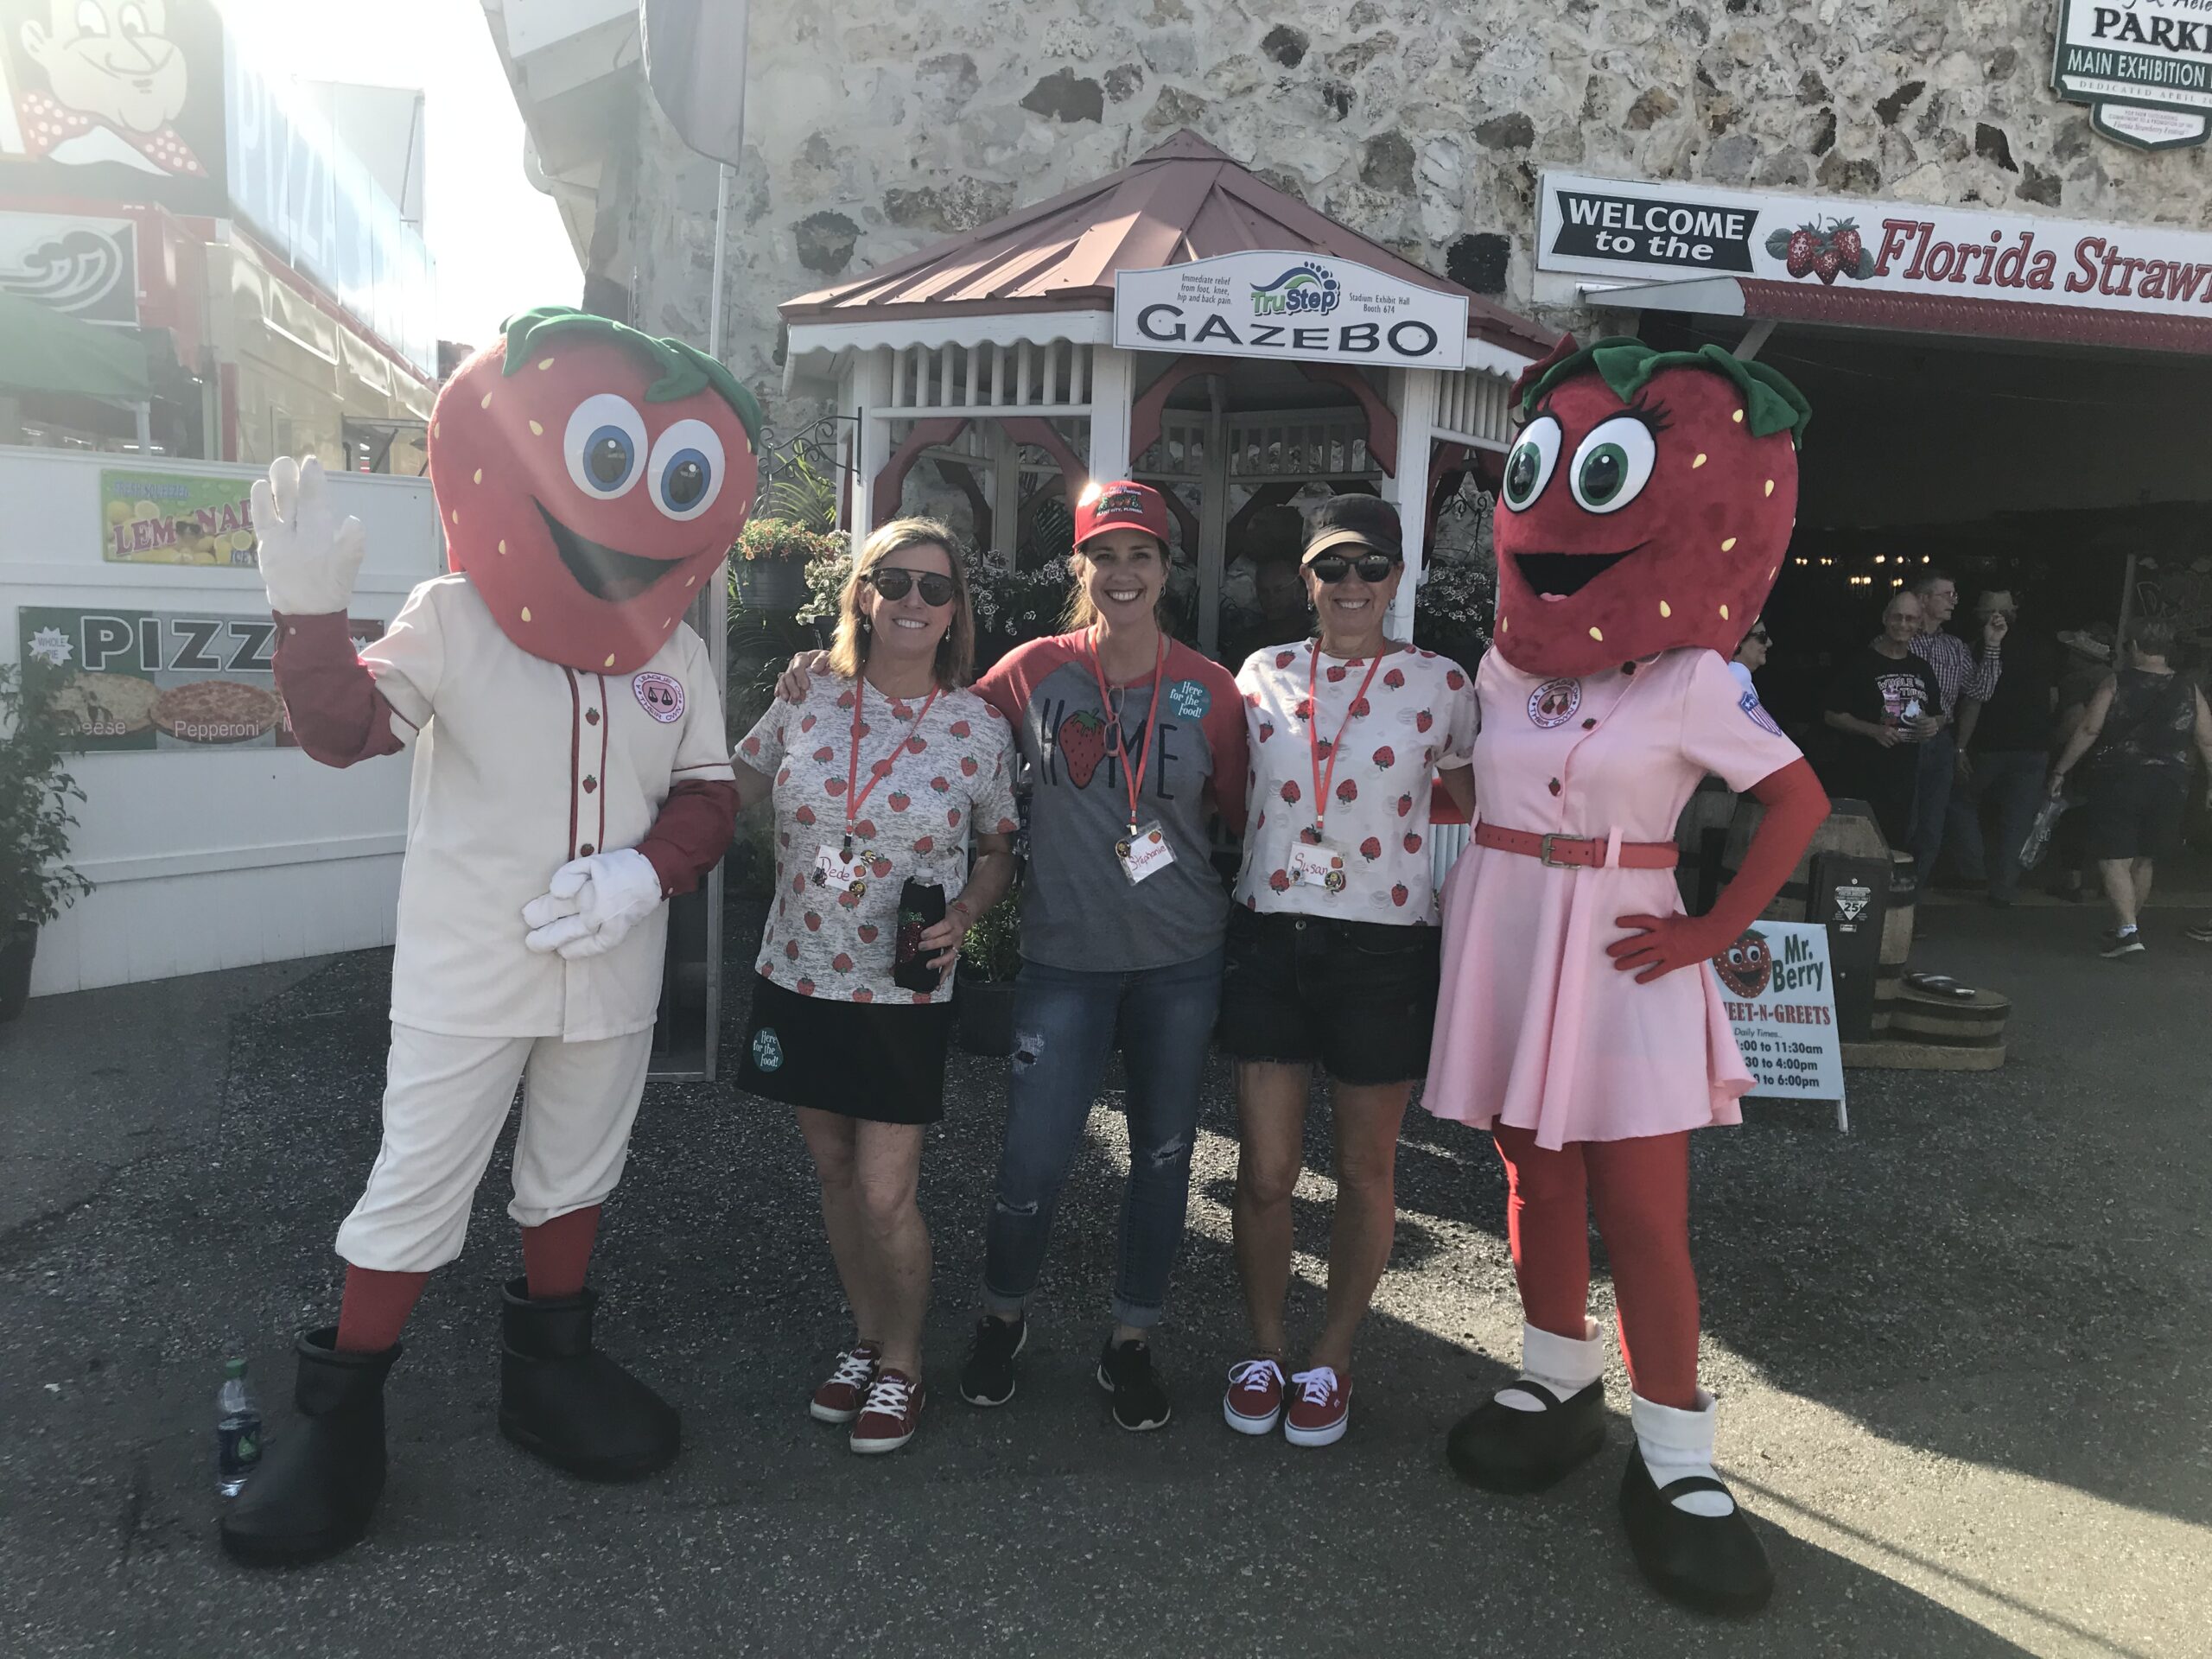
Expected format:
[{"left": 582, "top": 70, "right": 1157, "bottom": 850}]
[
  {"left": 429, "top": 307, "right": 763, "bottom": 675},
  {"left": 1491, "top": 337, "right": 1810, "bottom": 678}
]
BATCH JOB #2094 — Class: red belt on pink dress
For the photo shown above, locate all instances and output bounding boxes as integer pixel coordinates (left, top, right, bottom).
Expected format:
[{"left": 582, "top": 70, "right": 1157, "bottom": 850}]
[{"left": 1474, "top": 823, "right": 1679, "bottom": 870}]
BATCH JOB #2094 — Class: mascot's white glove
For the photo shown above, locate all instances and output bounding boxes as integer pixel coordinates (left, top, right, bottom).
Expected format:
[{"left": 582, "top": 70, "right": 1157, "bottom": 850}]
[
  {"left": 251, "top": 454, "right": 366, "bottom": 616},
  {"left": 522, "top": 849, "right": 665, "bottom": 960}
]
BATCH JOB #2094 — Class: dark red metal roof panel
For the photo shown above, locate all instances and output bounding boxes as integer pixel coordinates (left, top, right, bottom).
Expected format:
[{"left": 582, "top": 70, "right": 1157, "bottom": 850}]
[{"left": 1738, "top": 279, "right": 2212, "bottom": 355}]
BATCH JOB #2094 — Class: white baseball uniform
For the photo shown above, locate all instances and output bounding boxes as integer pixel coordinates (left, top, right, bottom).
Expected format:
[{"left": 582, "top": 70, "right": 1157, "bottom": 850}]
[{"left": 301, "top": 573, "right": 734, "bottom": 1270}]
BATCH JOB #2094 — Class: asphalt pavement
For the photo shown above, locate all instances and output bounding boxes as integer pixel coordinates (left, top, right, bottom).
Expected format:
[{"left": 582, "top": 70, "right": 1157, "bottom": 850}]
[{"left": 1, "top": 898, "right": 2206, "bottom": 1658}]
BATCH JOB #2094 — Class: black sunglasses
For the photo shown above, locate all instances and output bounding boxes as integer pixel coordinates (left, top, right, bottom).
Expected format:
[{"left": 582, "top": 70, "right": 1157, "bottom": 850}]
[
  {"left": 866, "top": 567, "right": 957, "bottom": 607},
  {"left": 1306, "top": 551, "right": 1402, "bottom": 585},
  {"left": 1748, "top": 628, "right": 1772, "bottom": 645}
]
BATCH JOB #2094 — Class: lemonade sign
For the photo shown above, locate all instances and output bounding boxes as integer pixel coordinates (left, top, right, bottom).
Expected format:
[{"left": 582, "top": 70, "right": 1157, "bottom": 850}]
[{"left": 99, "top": 470, "right": 260, "bottom": 568}]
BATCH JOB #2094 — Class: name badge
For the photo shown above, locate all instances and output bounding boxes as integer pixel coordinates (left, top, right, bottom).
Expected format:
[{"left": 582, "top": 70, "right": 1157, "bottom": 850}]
[
  {"left": 1289, "top": 839, "right": 1350, "bottom": 893},
  {"left": 1115, "top": 820, "right": 1176, "bottom": 886},
  {"left": 813, "top": 842, "right": 868, "bottom": 895}
]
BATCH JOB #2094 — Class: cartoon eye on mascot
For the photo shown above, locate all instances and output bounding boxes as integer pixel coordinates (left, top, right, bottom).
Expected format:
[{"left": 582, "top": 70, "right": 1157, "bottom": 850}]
[
  {"left": 1424, "top": 338, "right": 1828, "bottom": 1615},
  {"left": 221, "top": 309, "right": 760, "bottom": 1567}
]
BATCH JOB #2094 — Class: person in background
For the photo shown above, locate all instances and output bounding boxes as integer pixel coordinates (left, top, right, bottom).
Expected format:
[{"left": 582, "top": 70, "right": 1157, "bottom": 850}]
[
  {"left": 1727, "top": 617, "right": 1770, "bottom": 697},
  {"left": 1218, "top": 504, "right": 1312, "bottom": 670},
  {"left": 1947, "top": 589, "right": 2053, "bottom": 907},
  {"left": 1821, "top": 590, "right": 1942, "bottom": 860},
  {"left": 2047, "top": 628, "right": 2116, "bottom": 901},
  {"left": 1905, "top": 569, "right": 2005, "bottom": 882},
  {"left": 731, "top": 518, "right": 1019, "bottom": 1456},
  {"left": 2048, "top": 617, "right": 2212, "bottom": 958},
  {"left": 1218, "top": 496, "right": 1478, "bottom": 1449}
]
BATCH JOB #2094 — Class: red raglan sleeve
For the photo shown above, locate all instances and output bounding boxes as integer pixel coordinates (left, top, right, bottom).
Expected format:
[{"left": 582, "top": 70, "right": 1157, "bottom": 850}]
[{"left": 273, "top": 612, "right": 408, "bottom": 767}]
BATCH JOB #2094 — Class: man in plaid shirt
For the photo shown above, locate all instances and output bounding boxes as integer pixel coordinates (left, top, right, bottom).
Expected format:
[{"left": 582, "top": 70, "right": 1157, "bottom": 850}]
[{"left": 1908, "top": 569, "right": 2009, "bottom": 880}]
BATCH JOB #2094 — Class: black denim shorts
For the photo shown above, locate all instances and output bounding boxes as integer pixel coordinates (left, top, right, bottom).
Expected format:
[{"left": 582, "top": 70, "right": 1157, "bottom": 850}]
[
  {"left": 738, "top": 973, "right": 955, "bottom": 1124},
  {"left": 1216, "top": 906, "right": 1442, "bottom": 1085}
]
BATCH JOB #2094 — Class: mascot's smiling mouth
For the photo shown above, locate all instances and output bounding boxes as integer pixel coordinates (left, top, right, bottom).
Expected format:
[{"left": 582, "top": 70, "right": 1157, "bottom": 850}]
[
  {"left": 1513, "top": 547, "right": 1642, "bottom": 600},
  {"left": 536, "top": 500, "right": 682, "bottom": 602}
]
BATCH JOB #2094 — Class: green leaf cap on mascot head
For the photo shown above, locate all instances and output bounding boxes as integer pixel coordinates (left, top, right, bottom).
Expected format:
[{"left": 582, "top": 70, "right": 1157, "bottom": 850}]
[
  {"left": 427, "top": 306, "right": 765, "bottom": 676},
  {"left": 1491, "top": 335, "right": 1811, "bottom": 679}
]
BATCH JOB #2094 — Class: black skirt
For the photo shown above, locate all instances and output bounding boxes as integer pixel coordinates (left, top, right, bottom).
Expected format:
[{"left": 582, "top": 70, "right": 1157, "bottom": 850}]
[{"left": 737, "top": 973, "right": 956, "bottom": 1124}]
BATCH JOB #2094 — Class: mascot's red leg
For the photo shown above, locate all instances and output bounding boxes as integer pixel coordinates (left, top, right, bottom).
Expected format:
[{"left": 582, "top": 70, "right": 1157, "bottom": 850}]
[
  {"left": 1582, "top": 1134, "right": 1698, "bottom": 1411},
  {"left": 520, "top": 1205, "right": 601, "bottom": 1300},
  {"left": 334, "top": 1268, "right": 431, "bottom": 1355}
]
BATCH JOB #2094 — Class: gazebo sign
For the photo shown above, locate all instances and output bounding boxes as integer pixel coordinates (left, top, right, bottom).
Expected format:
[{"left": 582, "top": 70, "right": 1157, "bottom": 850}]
[
  {"left": 2052, "top": 0, "right": 2212, "bottom": 150},
  {"left": 1114, "top": 251, "right": 1469, "bottom": 371}
]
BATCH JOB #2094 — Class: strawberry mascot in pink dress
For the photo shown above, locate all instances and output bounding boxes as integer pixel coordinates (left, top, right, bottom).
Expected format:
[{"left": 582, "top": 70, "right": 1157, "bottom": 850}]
[{"left": 1427, "top": 338, "right": 1827, "bottom": 1614}]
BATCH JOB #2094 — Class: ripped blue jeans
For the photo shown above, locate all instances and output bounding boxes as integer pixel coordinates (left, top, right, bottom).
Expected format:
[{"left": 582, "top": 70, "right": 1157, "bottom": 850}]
[{"left": 981, "top": 947, "right": 1224, "bottom": 1329}]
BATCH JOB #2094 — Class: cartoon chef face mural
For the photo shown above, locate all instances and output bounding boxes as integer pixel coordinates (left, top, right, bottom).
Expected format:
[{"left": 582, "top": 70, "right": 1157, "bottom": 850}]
[
  {"left": 428, "top": 307, "right": 763, "bottom": 676},
  {"left": 15, "top": 0, "right": 206, "bottom": 175},
  {"left": 1491, "top": 338, "right": 1811, "bottom": 679}
]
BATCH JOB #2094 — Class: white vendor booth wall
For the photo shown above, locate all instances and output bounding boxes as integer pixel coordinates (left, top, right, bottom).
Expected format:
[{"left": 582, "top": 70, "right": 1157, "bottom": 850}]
[{"left": 1, "top": 448, "right": 443, "bottom": 996}]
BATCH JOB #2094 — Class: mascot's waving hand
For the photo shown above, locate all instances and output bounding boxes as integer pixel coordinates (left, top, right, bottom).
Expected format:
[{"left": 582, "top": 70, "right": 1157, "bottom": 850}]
[
  {"left": 222, "top": 310, "right": 760, "bottom": 1567},
  {"left": 1426, "top": 339, "right": 1827, "bottom": 1616}
]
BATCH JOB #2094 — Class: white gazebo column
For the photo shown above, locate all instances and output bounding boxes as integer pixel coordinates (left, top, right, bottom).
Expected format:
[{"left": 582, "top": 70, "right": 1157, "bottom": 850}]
[
  {"left": 849, "top": 346, "right": 894, "bottom": 556},
  {"left": 988, "top": 423, "right": 1020, "bottom": 567},
  {"left": 1086, "top": 344, "right": 1135, "bottom": 484},
  {"left": 1384, "top": 365, "right": 1438, "bottom": 640}
]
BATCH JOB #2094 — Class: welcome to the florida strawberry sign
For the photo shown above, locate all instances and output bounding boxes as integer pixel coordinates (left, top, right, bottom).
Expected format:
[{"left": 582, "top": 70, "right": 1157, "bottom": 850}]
[{"left": 1536, "top": 170, "right": 2212, "bottom": 324}]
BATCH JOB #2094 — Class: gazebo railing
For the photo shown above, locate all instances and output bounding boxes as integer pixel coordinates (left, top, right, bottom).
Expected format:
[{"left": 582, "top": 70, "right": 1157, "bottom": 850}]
[{"left": 883, "top": 340, "right": 1095, "bottom": 416}]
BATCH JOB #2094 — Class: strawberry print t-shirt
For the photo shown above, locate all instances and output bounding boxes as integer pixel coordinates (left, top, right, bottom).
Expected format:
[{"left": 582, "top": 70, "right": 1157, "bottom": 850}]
[
  {"left": 1233, "top": 640, "right": 1478, "bottom": 925},
  {"left": 737, "top": 674, "right": 1018, "bottom": 1004}
]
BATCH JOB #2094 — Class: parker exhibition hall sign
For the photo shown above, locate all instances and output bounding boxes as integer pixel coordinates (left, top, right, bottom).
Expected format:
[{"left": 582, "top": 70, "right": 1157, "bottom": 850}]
[
  {"left": 1537, "top": 171, "right": 2212, "bottom": 322},
  {"left": 1114, "top": 251, "right": 1469, "bottom": 371},
  {"left": 2053, "top": 0, "right": 2212, "bottom": 150}
]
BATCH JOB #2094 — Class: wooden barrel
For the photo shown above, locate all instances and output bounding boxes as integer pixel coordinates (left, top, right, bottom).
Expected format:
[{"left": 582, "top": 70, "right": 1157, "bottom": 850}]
[
  {"left": 1874, "top": 850, "right": 1916, "bottom": 1032},
  {"left": 1885, "top": 982, "right": 2009, "bottom": 1048},
  {"left": 1719, "top": 798, "right": 1891, "bottom": 923}
]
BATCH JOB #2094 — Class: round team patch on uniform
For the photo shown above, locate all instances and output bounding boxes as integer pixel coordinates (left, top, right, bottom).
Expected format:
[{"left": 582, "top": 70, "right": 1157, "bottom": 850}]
[
  {"left": 1528, "top": 677, "right": 1582, "bottom": 728},
  {"left": 1738, "top": 689, "right": 1784, "bottom": 737},
  {"left": 750, "top": 1027, "right": 784, "bottom": 1072},
  {"left": 633, "top": 671, "right": 685, "bottom": 723},
  {"left": 1165, "top": 677, "right": 1211, "bottom": 720}
]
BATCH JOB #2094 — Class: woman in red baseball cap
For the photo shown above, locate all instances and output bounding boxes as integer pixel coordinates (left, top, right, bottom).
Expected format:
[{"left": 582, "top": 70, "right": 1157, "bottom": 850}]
[{"left": 771, "top": 480, "right": 1248, "bottom": 1432}]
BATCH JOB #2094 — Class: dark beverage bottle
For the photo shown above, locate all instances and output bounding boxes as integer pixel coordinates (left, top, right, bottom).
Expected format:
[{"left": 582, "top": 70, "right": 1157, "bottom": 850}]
[{"left": 893, "top": 880, "right": 948, "bottom": 994}]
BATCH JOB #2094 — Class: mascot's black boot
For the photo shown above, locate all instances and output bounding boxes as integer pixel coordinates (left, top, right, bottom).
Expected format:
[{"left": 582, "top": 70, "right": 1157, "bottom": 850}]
[
  {"left": 1618, "top": 1392, "right": 1775, "bottom": 1616},
  {"left": 1446, "top": 1319, "right": 1609, "bottom": 1493},
  {"left": 219, "top": 1327, "right": 400, "bottom": 1567},
  {"left": 497, "top": 1277, "right": 679, "bottom": 1480}
]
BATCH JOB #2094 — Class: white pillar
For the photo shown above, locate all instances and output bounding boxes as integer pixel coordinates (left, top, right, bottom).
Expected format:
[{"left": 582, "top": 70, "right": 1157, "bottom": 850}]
[
  {"left": 850, "top": 346, "right": 893, "bottom": 556},
  {"left": 1086, "top": 344, "right": 1134, "bottom": 484},
  {"left": 1386, "top": 366, "right": 1438, "bottom": 641}
]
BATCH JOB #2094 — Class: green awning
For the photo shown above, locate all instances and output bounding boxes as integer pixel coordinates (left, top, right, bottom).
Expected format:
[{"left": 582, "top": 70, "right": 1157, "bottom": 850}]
[{"left": 0, "top": 290, "right": 151, "bottom": 400}]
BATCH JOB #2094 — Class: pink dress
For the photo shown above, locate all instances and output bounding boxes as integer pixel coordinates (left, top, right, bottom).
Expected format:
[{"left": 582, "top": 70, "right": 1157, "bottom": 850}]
[{"left": 1425, "top": 647, "right": 1802, "bottom": 1149}]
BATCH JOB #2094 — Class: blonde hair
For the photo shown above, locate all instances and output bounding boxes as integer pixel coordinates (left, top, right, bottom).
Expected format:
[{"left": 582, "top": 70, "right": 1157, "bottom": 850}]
[
  {"left": 829, "top": 517, "right": 976, "bottom": 688},
  {"left": 1061, "top": 531, "right": 1171, "bottom": 632}
]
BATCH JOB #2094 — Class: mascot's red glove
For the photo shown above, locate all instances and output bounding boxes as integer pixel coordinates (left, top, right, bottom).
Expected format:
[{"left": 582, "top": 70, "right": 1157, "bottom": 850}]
[{"left": 1607, "top": 758, "right": 1828, "bottom": 983}]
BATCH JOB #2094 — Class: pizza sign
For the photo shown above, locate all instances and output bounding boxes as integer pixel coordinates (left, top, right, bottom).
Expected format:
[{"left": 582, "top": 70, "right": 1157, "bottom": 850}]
[{"left": 19, "top": 605, "right": 381, "bottom": 753}]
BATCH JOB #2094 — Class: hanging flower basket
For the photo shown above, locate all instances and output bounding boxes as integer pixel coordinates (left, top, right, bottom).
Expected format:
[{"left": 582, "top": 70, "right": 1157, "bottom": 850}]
[{"left": 732, "top": 518, "right": 842, "bottom": 612}]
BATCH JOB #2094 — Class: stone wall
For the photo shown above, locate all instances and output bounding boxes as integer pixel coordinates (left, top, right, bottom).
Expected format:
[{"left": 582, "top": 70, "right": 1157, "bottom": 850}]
[{"left": 601, "top": 0, "right": 2212, "bottom": 421}]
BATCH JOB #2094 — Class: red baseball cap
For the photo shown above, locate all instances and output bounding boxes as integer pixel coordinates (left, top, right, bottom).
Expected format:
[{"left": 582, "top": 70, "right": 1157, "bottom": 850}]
[{"left": 1073, "top": 479, "right": 1171, "bottom": 550}]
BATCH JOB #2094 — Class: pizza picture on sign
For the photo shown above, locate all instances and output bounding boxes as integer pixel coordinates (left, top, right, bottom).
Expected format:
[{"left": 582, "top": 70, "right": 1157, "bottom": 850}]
[
  {"left": 48, "top": 671, "right": 161, "bottom": 739},
  {"left": 152, "top": 680, "right": 283, "bottom": 744}
]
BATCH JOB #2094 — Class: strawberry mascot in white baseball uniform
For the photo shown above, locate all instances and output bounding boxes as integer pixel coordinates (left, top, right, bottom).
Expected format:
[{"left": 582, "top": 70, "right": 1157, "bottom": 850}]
[{"left": 222, "top": 309, "right": 758, "bottom": 1566}]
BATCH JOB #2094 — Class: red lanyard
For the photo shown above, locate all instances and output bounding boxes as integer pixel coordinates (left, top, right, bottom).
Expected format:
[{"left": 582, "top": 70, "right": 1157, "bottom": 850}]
[
  {"left": 844, "top": 676, "right": 940, "bottom": 854},
  {"left": 1084, "top": 628, "right": 1169, "bottom": 837},
  {"left": 1307, "top": 643, "right": 1387, "bottom": 842}
]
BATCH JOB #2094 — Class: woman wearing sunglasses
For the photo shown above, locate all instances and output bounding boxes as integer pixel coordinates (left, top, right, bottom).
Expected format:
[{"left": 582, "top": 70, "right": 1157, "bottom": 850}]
[
  {"left": 776, "top": 481, "right": 1247, "bottom": 1429},
  {"left": 729, "top": 517, "right": 1019, "bottom": 1456},
  {"left": 1726, "top": 617, "right": 1771, "bottom": 696},
  {"left": 1217, "top": 495, "right": 1478, "bottom": 1447}
]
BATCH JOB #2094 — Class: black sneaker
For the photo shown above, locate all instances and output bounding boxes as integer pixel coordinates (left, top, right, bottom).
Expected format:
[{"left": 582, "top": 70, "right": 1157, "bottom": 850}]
[
  {"left": 1097, "top": 1338, "right": 1172, "bottom": 1432},
  {"left": 958, "top": 1315, "right": 1026, "bottom": 1407},
  {"left": 2101, "top": 928, "right": 2146, "bottom": 959}
]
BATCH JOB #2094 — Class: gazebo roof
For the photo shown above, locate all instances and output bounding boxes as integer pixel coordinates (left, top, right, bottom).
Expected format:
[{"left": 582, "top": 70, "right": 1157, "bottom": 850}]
[{"left": 780, "top": 130, "right": 1554, "bottom": 358}]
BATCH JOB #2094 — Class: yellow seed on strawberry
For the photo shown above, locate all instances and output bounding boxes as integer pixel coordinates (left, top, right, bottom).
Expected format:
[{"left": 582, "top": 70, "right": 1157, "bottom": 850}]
[
  {"left": 1692, "top": 454, "right": 1707, "bottom": 469},
  {"left": 1720, "top": 537, "right": 1737, "bottom": 551},
  {"left": 1764, "top": 480, "right": 1775, "bottom": 496},
  {"left": 1659, "top": 601, "right": 1671, "bottom": 618},
  {"left": 521, "top": 607, "right": 532, "bottom": 622},
  {"left": 1588, "top": 626, "right": 1604, "bottom": 642},
  {"left": 1719, "top": 604, "right": 1731, "bottom": 621}
]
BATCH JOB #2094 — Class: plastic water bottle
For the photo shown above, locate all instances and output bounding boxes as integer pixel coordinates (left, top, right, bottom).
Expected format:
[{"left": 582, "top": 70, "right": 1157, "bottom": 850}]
[
  {"left": 2018, "top": 795, "right": 2068, "bottom": 872},
  {"left": 215, "top": 1357, "right": 262, "bottom": 1497}
]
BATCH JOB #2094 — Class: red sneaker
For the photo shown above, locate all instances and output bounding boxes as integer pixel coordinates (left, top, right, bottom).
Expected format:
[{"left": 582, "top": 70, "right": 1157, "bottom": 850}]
[
  {"left": 1284, "top": 1366, "right": 1351, "bottom": 1447},
  {"left": 809, "top": 1343, "right": 880, "bottom": 1425},
  {"left": 1223, "top": 1356, "right": 1286, "bottom": 1435},
  {"left": 849, "top": 1369, "right": 924, "bottom": 1454}
]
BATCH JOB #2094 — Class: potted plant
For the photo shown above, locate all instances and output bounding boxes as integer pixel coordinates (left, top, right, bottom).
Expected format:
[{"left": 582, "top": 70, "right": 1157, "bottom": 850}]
[
  {"left": 731, "top": 518, "right": 842, "bottom": 612},
  {"left": 0, "top": 661, "right": 93, "bottom": 1023},
  {"left": 954, "top": 889, "right": 1024, "bottom": 1057}
]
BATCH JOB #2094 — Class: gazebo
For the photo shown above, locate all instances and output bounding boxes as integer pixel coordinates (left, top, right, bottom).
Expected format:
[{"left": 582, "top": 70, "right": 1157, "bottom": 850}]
[{"left": 779, "top": 130, "right": 1557, "bottom": 653}]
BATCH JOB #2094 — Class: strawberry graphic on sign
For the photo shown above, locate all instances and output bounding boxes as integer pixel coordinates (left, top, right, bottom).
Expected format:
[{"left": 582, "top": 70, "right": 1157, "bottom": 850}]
[
  {"left": 1767, "top": 217, "right": 1874, "bottom": 285},
  {"left": 1057, "top": 710, "right": 1109, "bottom": 787}
]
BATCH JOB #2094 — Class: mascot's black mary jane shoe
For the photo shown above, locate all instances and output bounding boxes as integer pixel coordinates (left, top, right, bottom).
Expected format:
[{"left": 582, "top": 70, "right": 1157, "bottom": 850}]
[
  {"left": 498, "top": 1278, "right": 679, "bottom": 1481},
  {"left": 1619, "top": 1444, "right": 1776, "bottom": 1616},
  {"left": 1446, "top": 1378, "right": 1606, "bottom": 1493},
  {"left": 219, "top": 1328, "right": 400, "bottom": 1567}
]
